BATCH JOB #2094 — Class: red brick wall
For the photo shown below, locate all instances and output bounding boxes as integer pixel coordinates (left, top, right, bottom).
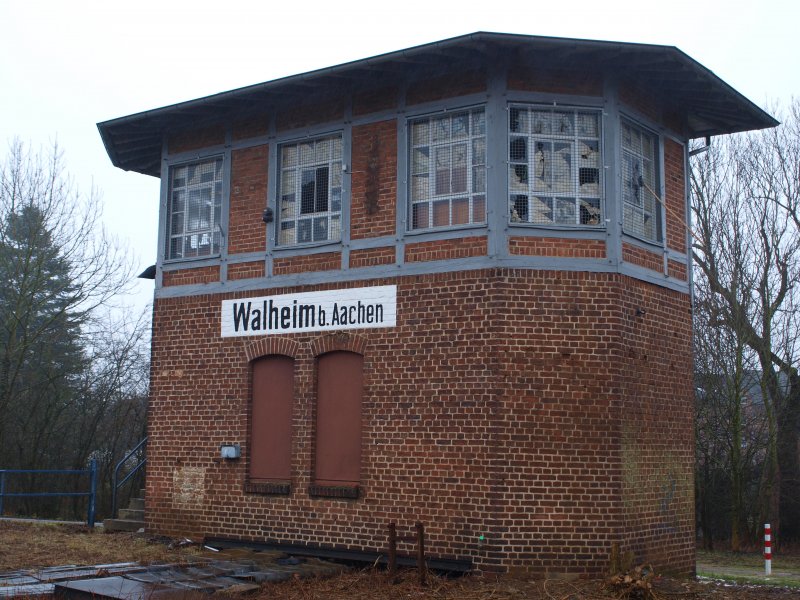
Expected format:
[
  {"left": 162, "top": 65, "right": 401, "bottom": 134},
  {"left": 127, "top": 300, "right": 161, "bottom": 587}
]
[
  {"left": 162, "top": 266, "right": 220, "bottom": 287},
  {"left": 353, "top": 86, "right": 399, "bottom": 117},
  {"left": 147, "top": 269, "right": 694, "bottom": 575},
  {"left": 276, "top": 98, "right": 345, "bottom": 132},
  {"left": 350, "top": 120, "right": 397, "bottom": 239},
  {"left": 169, "top": 125, "right": 226, "bottom": 154},
  {"left": 617, "top": 279, "right": 695, "bottom": 574},
  {"left": 405, "top": 236, "right": 488, "bottom": 263},
  {"left": 229, "top": 146, "right": 268, "bottom": 255},
  {"left": 232, "top": 116, "right": 270, "bottom": 142},
  {"left": 349, "top": 247, "right": 395, "bottom": 269},
  {"left": 664, "top": 139, "right": 687, "bottom": 253},
  {"left": 619, "top": 80, "right": 660, "bottom": 124},
  {"left": 509, "top": 237, "right": 606, "bottom": 259},
  {"left": 622, "top": 243, "right": 663, "bottom": 274},
  {"left": 228, "top": 261, "right": 265, "bottom": 281},
  {"left": 668, "top": 260, "right": 688, "bottom": 282},
  {"left": 508, "top": 66, "right": 602, "bottom": 96},
  {"left": 406, "top": 70, "right": 486, "bottom": 105},
  {"left": 273, "top": 252, "right": 341, "bottom": 275}
]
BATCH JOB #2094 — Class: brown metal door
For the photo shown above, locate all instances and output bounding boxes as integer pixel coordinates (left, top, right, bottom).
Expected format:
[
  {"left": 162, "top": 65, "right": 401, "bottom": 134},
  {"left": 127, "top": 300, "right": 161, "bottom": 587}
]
[
  {"left": 250, "top": 355, "right": 294, "bottom": 481},
  {"left": 315, "top": 351, "right": 363, "bottom": 486}
]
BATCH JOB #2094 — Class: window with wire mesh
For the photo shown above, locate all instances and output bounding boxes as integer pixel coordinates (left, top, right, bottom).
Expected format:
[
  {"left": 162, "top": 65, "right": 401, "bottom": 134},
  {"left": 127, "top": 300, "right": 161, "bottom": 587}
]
[
  {"left": 508, "top": 105, "right": 603, "bottom": 227},
  {"left": 166, "top": 157, "right": 224, "bottom": 260},
  {"left": 278, "top": 134, "right": 343, "bottom": 246},
  {"left": 621, "top": 119, "right": 660, "bottom": 242},
  {"left": 409, "top": 107, "right": 486, "bottom": 230}
]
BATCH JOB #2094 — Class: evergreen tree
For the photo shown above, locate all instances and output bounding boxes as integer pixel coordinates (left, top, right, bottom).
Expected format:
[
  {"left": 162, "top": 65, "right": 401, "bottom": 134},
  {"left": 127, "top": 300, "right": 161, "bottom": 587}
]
[{"left": 0, "top": 203, "right": 86, "bottom": 470}]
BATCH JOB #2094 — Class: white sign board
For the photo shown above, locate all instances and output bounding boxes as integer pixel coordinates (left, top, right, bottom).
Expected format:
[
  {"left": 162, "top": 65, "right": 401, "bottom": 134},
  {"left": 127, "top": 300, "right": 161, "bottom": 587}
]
[{"left": 221, "top": 285, "right": 397, "bottom": 338}]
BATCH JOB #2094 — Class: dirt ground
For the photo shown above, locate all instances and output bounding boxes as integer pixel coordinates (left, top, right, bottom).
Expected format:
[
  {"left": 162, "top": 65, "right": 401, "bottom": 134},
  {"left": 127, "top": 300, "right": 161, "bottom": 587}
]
[{"left": 1, "top": 520, "right": 799, "bottom": 599}]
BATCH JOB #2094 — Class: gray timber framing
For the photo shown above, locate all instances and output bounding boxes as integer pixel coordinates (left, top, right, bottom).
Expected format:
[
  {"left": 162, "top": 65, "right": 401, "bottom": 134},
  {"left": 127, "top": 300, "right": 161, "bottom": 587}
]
[{"left": 98, "top": 31, "right": 778, "bottom": 301}]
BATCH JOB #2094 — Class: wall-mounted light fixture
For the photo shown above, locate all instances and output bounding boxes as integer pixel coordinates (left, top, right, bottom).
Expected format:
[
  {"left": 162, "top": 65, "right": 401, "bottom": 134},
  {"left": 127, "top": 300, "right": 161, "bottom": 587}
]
[
  {"left": 220, "top": 443, "right": 241, "bottom": 459},
  {"left": 138, "top": 264, "right": 157, "bottom": 279}
]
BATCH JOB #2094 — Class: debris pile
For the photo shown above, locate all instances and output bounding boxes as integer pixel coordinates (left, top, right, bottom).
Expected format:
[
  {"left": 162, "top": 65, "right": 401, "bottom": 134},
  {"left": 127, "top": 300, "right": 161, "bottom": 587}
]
[{"left": 606, "top": 564, "right": 656, "bottom": 599}]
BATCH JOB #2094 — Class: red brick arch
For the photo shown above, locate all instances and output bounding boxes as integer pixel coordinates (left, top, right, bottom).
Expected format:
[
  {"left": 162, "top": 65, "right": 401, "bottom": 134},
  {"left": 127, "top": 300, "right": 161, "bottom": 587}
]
[
  {"left": 244, "top": 337, "right": 301, "bottom": 362},
  {"left": 310, "top": 332, "right": 368, "bottom": 357}
]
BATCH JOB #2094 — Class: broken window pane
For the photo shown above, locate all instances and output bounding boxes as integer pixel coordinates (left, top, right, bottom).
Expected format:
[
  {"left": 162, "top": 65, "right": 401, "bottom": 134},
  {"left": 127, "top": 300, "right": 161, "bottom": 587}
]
[
  {"left": 433, "top": 116, "right": 450, "bottom": 142},
  {"left": 580, "top": 198, "right": 601, "bottom": 225},
  {"left": 555, "top": 197, "right": 577, "bottom": 224},
  {"left": 508, "top": 105, "right": 603, "bottom": 229},
  {"left": 509, "top": 137, "right": 527, "bottom": 162},
  {"left": 313, "top": 216, "right": 328, "bottom": 241},
  {"left": 278, "top": 133, "right": 343, "bottom": 245},
  {"left": 511, "top": 195, "right": 528, "bottom": 222},
  {"left": 297, "top": 218, "right": 312, "bottom": 243},
  {"left": 167, "top": 156, "right": 224, "bottom": 260},
  {"left": 300, "top": 169, "right": 316, "bottom": 214},
  {"left": 408, "top": 107, "right": 486, "bottom": 229},
  {"left": 315, "top": 166, "right": 329, "bottom": 212},
  {"left": 412, "top": 147, "right": 429, "bottom": 174},
  {"left": 435, "top": 146, "right": 451, "bottom": 196},
  {"left": 452, "top": 112, "right": 469, "bottom": 138}
]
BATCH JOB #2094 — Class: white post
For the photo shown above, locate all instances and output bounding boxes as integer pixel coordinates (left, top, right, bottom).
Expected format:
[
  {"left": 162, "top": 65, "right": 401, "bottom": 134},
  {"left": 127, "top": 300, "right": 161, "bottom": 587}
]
[{"left": 764, "top": 523, "right": 772, "bottom": 576}]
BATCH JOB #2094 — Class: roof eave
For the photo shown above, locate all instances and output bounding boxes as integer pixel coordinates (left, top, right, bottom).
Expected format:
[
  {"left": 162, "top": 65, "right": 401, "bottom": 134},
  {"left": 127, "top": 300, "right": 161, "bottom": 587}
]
[{"left": 97, "top": 32, "right": 779, "bottom": 176}]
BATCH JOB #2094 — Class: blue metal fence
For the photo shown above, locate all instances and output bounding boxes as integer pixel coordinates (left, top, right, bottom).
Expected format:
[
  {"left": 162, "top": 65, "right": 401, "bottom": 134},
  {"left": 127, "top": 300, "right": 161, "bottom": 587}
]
[{"left": 0, "top": 459, "right": 98, "bottom": 526}]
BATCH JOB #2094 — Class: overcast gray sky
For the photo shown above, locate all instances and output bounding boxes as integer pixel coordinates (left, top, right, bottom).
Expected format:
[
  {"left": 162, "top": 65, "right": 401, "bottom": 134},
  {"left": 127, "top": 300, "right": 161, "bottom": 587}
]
[{"left": 1, "top": 0, "right": 796, "bottom": 314}]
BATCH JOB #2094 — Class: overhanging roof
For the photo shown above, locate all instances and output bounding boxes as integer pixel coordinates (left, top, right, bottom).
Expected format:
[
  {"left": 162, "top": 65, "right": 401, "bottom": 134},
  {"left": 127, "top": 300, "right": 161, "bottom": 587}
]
[{"left": 98, "top": 32, "right": 778, "bottom": 177}]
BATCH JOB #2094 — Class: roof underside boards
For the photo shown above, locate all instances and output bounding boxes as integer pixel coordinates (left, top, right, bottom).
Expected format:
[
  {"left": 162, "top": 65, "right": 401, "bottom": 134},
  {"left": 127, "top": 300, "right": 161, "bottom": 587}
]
[{"left": 97, "top": 32, "right": 778, "bottom": 177}]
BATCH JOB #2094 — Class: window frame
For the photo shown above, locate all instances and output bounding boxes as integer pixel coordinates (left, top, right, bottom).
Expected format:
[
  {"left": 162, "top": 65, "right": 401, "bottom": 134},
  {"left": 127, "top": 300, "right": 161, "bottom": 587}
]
[
  {"left": 506, "top": 103, "right": 605, "bottom": 229},
  {"left": 275, "top": 131, "right": 345, "bottom": 248},
  {"left": 620, "top": 116, "right": 663, "bottom": 245},
  {"left": 164, "top": 155, "right": 225, "bottom": 262},
  {"left": 406, "top": 104, "right": 488, "bottom": 232}
]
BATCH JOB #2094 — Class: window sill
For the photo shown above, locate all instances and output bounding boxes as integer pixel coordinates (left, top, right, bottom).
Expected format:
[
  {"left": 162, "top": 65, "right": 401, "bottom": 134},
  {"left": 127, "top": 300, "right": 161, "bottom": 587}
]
[
  {"left": 245, "top": 481, "right": 291, "bottom": 495},
  {"left": 405, "top": 222, "right": 487, "bottom": 237},
  {"left": 162, "top": 254, "right": 222, "bottom": 269},
  {"left": 508, "top": 222, "right": 605, "bottom": 232},
  {"left": 308, "top": 484, "right": 360, "bottom": 499},
  {"left": 271, "top": 239, "right": 342, "bottom": 254},
  {"left": 621, "top": 231, "right": 665, "bottom": 250}
]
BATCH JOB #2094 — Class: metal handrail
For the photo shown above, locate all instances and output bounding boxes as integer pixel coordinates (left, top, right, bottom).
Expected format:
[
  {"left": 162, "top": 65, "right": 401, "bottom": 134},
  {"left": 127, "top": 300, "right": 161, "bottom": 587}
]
[
  {"left": 0, "top": 460, "right": 98, "bottom": 526},
  {"left": 111, "top": 437, "right": 148, "bottom": 519}
]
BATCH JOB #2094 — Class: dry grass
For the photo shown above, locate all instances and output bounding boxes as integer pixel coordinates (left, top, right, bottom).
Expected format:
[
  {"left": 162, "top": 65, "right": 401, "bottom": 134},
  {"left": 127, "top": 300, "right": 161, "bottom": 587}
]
[
  {"left": 268, "top": 569, "right": 612, "bottom": 600},
  {"left": 264, "top": 568, "right": 800, "bottom": 600},
  {"left": 0, "top": 521, "right": 200, "bottom": 571},
  {"left": 1, "top": 521, "right": 799, "bottom": 599}
]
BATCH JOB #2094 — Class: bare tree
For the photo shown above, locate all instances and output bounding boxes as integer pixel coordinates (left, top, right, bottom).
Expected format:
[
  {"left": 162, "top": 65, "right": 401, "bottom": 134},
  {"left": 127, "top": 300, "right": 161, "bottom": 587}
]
[
  {"left": 0, "top": 141, "right": 146, "bottom": 519},
  {"left": 692, "top": 100, "right": 800, "bottom": 545}
]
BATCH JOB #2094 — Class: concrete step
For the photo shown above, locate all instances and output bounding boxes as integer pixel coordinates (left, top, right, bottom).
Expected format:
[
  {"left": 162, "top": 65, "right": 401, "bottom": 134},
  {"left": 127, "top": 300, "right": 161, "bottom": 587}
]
[
  {"left": 118, "top": 508, "right": 144, "bottom": 521},
  {"left": 127, "top": 497, "right": 144, "bottom": 511},
  {"left": 103, "top": 518, "right": 144, "bottom": 533}
]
